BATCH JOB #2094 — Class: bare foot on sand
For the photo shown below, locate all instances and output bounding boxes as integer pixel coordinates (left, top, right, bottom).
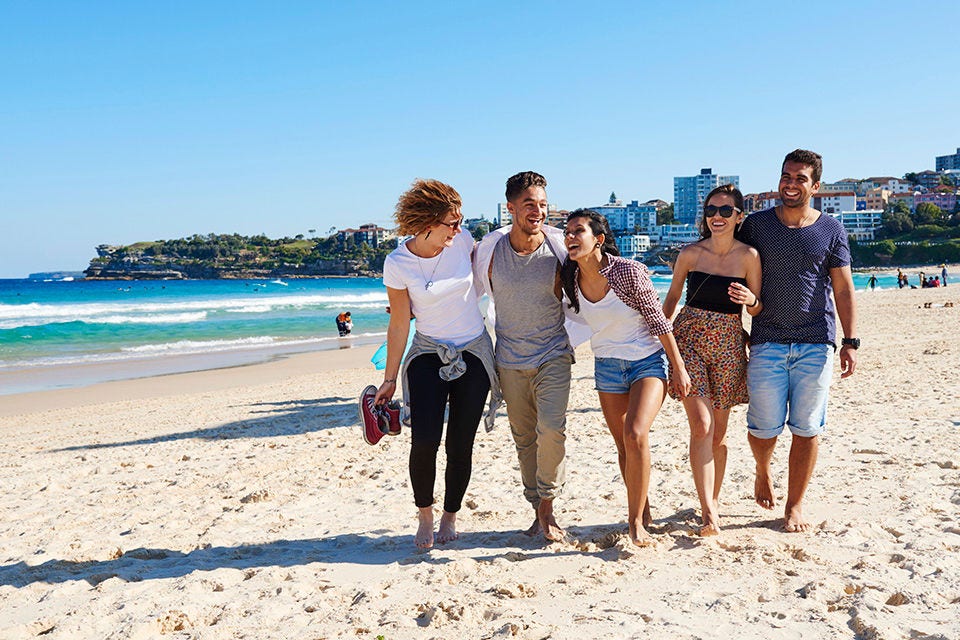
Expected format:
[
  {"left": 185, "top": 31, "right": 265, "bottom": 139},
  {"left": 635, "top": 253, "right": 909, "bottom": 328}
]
[
  {"left": 783, "top": 504, "right": 810, "bottom": 533},
  {"left": 537, "top": 499, "right": 566, "bottom": 542},
  {"left": 628, "top": 520, "right": 656, "bottom": 547},
  {"left": 699, "top": 508, "right": 721, "bottom": 537},
  {"left": 436, "top": 511, "right": 458, "bottom": 544},
  {"left": 755, "top": 467, "right": 775, "bottom": 510},
  {"left": 415, "top": 507, "right": 434, "bottom": 549},
  {"left": 642, "top": 499, "right": 653, "bottom": 529},
  {"left": 523, "top": 516, "right": 541, "bottom": 537}
]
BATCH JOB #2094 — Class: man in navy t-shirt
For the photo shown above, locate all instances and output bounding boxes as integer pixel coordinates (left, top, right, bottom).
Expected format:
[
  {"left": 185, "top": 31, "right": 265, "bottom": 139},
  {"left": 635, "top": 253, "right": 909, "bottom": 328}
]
[{"left": 737, "top": 149, "right": 859, "bottom": 533}]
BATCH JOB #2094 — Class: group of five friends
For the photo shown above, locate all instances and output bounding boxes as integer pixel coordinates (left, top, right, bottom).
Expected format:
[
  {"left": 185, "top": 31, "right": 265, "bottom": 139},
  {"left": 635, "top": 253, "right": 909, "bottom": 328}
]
[{"left": 373, "top": 149, "right": 858, "bottom": 549}]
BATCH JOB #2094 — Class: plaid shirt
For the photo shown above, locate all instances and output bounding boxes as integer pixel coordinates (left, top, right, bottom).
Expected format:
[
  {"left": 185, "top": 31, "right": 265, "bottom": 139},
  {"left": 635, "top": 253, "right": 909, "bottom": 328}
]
[{"left": 597, "top": 255, "right": 673, "bottom": 336}]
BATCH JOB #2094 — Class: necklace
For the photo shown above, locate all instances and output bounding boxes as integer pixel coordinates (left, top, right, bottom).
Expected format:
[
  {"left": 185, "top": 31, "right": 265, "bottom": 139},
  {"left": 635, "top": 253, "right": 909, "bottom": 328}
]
[{"left": 414, "top": 238, "right": 443, "bottom": 290}]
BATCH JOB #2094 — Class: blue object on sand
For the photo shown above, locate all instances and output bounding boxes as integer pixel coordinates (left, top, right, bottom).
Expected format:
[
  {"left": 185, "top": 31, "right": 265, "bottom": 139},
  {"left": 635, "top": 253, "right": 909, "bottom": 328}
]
[{"left": 371, "top": 320, "right": 416, "bottom": 370}]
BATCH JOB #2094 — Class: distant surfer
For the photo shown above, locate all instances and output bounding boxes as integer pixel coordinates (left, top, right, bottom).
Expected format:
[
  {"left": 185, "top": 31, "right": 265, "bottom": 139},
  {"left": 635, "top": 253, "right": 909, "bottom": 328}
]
[{"left": 336, "top": 311, "right": 352, "bottom": 337}]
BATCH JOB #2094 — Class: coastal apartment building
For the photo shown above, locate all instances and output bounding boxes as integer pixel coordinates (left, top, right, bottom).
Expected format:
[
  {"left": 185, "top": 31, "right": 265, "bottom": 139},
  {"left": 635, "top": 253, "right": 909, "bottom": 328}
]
[
  {"left": 743, "top": 191, "right": 780, "bottom": 213},
  {"left": 593, "top": 194, "right": 659, "bottom": 234},
  {"left": 936, "top": 147, "right": 960, "bottom": 171},
  {"left": 915, "top": 191, "right": 958, "bottom": 212},
  {"left": 336, "top": 223, "right": 394, "bottom": 248},
  {"left": 812, "top": 192, "right": 856, "bottom": 214},
  {"left": 615, "top": 234, "right": 652, "bottom": 260},
  {"left": 819, "top": 180, "right": 860, "bottom": 194},
  {"left": 865, "top": 188, "right": 891, "bottom": 211},
  {"left": 674, "top": 168, "right": 740, "bottom": 225},
  {"left": 830, "top": 210, "right": 883, "bottom": 241}
]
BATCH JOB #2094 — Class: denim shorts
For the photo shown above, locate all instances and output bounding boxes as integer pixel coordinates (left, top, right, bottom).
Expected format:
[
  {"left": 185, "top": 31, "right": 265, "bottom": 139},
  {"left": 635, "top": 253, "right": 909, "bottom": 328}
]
[
  {"left": 746, "top": 342, "right": 834, "bottom": 439},
  {"left": 594, "top": 350, "right": 668, "bottom": 394}
]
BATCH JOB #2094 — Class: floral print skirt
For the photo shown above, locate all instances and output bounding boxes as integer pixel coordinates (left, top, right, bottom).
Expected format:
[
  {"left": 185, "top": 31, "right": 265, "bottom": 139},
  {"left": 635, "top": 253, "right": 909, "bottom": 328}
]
[{"left": 668, "top": 305, "right": 749, "bottom": 409}]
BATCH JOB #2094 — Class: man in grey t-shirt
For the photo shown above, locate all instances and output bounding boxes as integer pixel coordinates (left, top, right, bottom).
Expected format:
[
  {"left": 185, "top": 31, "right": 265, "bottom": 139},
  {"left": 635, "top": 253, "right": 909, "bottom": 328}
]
[{"left": 474, "top": 171, "right": 573, "bottom": 541}]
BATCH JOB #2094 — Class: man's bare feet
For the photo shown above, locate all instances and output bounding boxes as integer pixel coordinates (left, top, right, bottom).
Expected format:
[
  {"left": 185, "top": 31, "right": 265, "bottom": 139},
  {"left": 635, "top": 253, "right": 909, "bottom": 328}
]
[
  {"left": 628, "top": 519, "right": 656, "bottom": 547},
  {"left": 523, "top": 516, "right": 541, "bottom": 537},
  {"left": 537, "top": 499, "right": 566, "bottom": 542},
  {"left": 783, "top": 504, "right": 810, "bottom": 533},
  {"left": 415, "top": 507, "right": 434, "bottom": 549},
  {"left": 436, "top": 511, "right": 459, "bottom": 543},
  {"left": 755, "top": 466, "right": 775, "bottom": 510}
]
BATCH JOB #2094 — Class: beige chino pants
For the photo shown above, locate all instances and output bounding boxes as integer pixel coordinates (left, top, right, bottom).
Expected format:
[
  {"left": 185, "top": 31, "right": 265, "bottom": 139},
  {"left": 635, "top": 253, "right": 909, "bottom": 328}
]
[{"left": 498, "top": 353, "right": 573, "bottom": 507}]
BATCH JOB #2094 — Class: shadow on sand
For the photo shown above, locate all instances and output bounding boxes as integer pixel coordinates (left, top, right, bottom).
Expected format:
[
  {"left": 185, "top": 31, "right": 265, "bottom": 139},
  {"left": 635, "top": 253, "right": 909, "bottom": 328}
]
[{"left": 51, "top": 396, "right": 356, "bottom": 452}]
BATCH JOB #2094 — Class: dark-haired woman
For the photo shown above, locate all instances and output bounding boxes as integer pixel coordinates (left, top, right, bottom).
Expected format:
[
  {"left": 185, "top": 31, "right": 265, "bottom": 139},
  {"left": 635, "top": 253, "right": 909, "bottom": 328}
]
[
  {"left": 662, "top": 184, "right": 762, "bottom": 536},
  {"left": 561, "top": 209, "right": 691, "bottom": 547}
]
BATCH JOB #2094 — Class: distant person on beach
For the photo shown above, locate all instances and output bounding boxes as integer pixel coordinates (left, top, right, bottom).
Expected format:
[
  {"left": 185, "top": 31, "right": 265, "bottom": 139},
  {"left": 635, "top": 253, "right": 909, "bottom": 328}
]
[
  {"left": 560, "top": 209, "right": 691, "bottom": 546},
  {"left": 736, "top": 149, "right": 858, "bottom": 533},
  {"left": 474, "top": 171, "right": 573, "bottom": 542},
  {"left": 336, "top": 311, "right": 352, "bottom": 336},
  {"left": 373, "top": 179, "right": 500, "bottom": 549},
  {"left": 896, "top": 269, "right": 904, "bottom": 289},
  {"left": 867, "top": 275, "right": 878, "bottom": 290},
  {"left": 663, "top": 184, "right": 762, "bottom": 536},
  {"left": 942, "top": 265, "right": 948, "bottom": 286}
]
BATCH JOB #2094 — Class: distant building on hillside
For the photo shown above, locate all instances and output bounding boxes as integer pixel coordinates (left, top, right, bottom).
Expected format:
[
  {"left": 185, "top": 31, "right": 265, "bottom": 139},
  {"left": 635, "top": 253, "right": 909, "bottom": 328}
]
[
  {"left": 337, "top": 223, "right": 394, "bottom": 248},
  {"left": 888, "top": 192, "right": 917, "bottom": 212},
  {"left": 935, "top": 147, "right": 960, "bottom": 171},
  {"left": 655, "top": 224, "right": 701, "bottom": 247},
  {"left": 674, "top": 168, "right": 740, "bottom": 225},
  {"left": 831, "top": 210, "right": 883, "bottom": 241},
  {"left": 913, "top": 170, "right": 943, "bottom": 191},
  {"left": 820, "top": 179, "right": 860, "bottom": 194},
  {"left": 743, "top": 191, "right": 780, "bottom": 213},
  {"left": 865, "top": 188, "right": 891, "bottom": 211},
  {"left": 615, "top": 234, "right": 651, "bottom": 260},
  {"left": 915, "top": 191, "right": 958, "bottom": 212},
  {"left": 495, "top": 203, "right": 512, "bottom": 227},
  {"left": 593, "top": 193, "right": 658, "bottom": 234},
  {"left": 812, "top": 191, "right": 856, "bottom": 214}
]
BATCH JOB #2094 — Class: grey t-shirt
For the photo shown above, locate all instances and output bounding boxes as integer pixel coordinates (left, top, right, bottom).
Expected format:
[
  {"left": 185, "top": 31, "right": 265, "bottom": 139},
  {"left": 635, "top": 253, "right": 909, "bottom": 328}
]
[{"left": 490, "top": 234, "right": 572, "bottom": 369}]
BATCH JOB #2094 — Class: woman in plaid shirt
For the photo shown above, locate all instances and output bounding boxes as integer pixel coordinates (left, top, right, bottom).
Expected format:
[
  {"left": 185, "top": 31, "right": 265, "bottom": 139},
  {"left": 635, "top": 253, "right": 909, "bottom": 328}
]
[{"left": 560, "top": 209, "right": 691, "bottom": 547}]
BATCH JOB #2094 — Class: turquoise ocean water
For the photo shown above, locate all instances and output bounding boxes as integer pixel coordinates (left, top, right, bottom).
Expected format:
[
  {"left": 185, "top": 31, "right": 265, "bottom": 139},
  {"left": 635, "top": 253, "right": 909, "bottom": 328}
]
[{"left": 0, "top": 272, "right": 899, "bottom": 395}]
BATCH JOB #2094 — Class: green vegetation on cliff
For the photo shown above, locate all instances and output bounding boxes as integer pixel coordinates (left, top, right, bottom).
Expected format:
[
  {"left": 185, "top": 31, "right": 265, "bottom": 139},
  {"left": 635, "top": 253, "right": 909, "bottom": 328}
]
[{"left": 85, "top": 233, "right": 398, "bottom": 279}]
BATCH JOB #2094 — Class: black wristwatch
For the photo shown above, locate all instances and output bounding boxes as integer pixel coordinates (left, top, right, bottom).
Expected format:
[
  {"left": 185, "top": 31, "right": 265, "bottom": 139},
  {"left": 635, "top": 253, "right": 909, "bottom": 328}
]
[{"left": 841, "top": 337, "right": 860, "bottom": 349}]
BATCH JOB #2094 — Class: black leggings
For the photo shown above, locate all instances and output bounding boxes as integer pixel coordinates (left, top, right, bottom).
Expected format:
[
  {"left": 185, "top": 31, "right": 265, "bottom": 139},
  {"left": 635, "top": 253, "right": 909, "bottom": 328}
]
[{"left": 407, "top": 351, "right": 490, "bottom": 512}]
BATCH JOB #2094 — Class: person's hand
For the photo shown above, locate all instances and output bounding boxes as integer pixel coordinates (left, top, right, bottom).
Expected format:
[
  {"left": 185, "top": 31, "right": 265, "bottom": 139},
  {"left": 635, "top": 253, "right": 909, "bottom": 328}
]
[
  {"left": 839, "top": 345, "right": 857, "bottom": 378},
  {"left": 728, "top": 281, "right": 758, "bottom": 307},
  {"left": 671, "top": 365, "right": 692, "bottom": 398},
  {"left": 373, "top": 379, "right": 396, "bottom": 405}
]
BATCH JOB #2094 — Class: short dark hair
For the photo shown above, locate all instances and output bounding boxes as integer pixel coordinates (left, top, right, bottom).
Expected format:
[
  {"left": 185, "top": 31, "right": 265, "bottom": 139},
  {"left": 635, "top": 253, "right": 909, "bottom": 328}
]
[
  {"left": 700, "top": 184, "right": 744, "bottom": 239},
  {"left": 783, "top": 149, "right": 823, "bottom": 184},
  {"left": 505, "top": 171, "right": 547, "bottom": 202}
]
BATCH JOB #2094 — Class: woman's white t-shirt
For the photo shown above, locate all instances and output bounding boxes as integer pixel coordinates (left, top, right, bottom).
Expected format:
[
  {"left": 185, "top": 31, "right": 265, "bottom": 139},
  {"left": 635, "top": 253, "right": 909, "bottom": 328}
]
[
  {"left": 382, "top": 231, "right": 485, "bottom": 346},
  {"left": 575, "top": 284, "right": 661, "bottom": 360}
]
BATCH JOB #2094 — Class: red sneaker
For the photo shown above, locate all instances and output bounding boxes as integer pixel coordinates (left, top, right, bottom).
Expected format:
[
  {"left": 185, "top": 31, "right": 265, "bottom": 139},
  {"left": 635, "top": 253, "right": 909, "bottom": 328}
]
[
  {"left": 359, "top": 385, "right": 386, "bottom": 445},
  {"left": 380, "top": 400, "right": 402, "bottom": 436}
]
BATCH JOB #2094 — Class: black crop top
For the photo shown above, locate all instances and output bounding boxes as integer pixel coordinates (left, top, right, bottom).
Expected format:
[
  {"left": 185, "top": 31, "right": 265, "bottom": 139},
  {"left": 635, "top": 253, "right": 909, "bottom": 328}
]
[{"left": 685, "top": 270, "right": 747, "bottom": 315}]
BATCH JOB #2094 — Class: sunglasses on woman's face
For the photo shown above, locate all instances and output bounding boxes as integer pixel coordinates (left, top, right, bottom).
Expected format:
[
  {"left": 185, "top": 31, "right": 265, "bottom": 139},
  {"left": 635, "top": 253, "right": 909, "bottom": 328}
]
[{"left": 704, "top": 204, "right": 740, "bottom": 218}]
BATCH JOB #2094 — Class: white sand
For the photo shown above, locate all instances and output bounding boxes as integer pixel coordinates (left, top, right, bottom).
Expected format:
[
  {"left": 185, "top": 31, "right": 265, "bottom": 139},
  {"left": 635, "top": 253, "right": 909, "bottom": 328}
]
[{"left": 1, "top": 287, "right": 958, "bottom": 639}]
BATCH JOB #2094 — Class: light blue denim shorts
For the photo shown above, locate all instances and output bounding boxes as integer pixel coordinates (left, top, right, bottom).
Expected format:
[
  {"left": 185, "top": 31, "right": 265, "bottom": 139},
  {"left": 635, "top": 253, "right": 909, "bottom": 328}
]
[
  {"left": 746, "top": 342, "right": 834, "bottom": 439},
  {"left": 594, "top": 349, "right": 668, "bottom": 394}
]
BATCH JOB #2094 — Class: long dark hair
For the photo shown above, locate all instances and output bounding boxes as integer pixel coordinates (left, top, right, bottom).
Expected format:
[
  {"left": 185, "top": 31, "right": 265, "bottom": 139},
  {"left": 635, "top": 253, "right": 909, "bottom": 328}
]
[{"left": 560, "top": 208, "right": 619, "bottom": 313}]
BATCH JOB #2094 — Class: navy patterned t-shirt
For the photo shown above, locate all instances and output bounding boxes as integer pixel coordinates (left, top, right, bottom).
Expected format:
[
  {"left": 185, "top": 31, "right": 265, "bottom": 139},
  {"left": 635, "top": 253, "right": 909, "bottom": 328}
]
[{"left": 738, "top": 207, "right": 851, "bottom": 346}]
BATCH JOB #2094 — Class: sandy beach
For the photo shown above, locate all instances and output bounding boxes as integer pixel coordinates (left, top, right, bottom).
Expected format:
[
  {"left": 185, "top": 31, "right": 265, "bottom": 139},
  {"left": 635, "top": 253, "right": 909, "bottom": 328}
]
[{"left": 1, "top": 285, "right": 958, "bottom": 639}]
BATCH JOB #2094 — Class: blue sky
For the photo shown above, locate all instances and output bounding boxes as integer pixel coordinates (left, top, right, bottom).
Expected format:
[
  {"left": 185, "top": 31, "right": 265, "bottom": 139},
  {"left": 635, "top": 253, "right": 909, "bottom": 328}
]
[{"left": 2, "top": 1, "right": 958, "bottom": 277}]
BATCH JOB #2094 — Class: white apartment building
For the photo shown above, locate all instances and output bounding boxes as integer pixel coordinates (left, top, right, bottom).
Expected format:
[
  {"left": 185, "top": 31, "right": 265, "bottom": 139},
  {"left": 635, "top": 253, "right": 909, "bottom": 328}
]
[
  {"left": 831, "top": 210, "right": 883, "bottom": 241},
  {"left": 655, "top": 224, "right": 701, "bottom": 246},
  {"left": 615, "top": 234, "right": 651, "bottom": 260},
  {"left": 813, "top": 192, "right": 857, "bottom": 214}
]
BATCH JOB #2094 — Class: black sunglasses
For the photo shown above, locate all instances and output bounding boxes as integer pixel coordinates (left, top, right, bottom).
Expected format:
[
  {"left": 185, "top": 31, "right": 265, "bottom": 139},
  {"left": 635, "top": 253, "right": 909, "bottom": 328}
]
[
  {"left": 704, "top": 204, "right": 740, "bottom": 218},
  {"left": 436, "top": 219, "right": 463, "bottom": 230}
]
